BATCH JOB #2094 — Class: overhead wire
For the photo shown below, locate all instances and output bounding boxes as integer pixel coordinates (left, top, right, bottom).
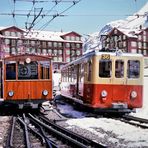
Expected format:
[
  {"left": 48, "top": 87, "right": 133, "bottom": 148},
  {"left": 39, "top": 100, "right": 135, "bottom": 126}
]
[{"left": 38, "top": 0, "right": 82, "bottom": 31}]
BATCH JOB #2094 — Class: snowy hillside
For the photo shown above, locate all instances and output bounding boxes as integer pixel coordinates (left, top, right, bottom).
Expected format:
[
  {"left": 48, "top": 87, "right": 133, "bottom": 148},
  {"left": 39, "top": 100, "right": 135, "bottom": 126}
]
[{"left": 83, "top": 2, "right": 148, "bottom": 54}]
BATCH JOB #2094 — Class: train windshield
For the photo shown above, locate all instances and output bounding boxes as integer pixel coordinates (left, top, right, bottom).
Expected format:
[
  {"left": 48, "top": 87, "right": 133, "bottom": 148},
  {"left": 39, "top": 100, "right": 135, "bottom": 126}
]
[
  {"left": 18, "top": 61, "right": 38, "bottom": 80},
  {"left": 6, "top": 63, "right": 16, "bottom": 80},
  {"left": 40, "top": 61, "right": 50, "bottom": 79},
  {"left": 127, "top": 60, "right": 140, "bottom": 78},
  {"left": 99, "top": 60, "right": 112, "bottom": 78},
  {"left": 115, "top": 60, "right": 124, "bottom": 78}
]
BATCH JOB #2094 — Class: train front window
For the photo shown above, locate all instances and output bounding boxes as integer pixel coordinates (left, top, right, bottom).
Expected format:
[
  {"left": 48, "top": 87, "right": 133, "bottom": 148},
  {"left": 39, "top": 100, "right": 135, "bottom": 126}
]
[
  {"left": 40, "top": 61, "right": 50, "bottom": 79},
  {"left": 99, "top": 60, "right": 112, "bottom": 78},
  {"left": 127, "top": 60, "right": 140, "bottom": 78},
  {"left": 6, "top": 63, "right": 16, "bottom": 80},
  {"left": 115, "top": 60, "right": 124, "bottom": 78},
  {"left": 18, "top": 61, "right": 38, "bottom": 80}
]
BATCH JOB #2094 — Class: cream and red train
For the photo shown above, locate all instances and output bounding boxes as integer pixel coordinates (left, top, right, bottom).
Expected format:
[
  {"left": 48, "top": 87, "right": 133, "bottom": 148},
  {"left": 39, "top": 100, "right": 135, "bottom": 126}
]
[
  {"left": 60, "top": 50, "right": 143, "bottom": 113},
  {"left": 0, "top": 54, "right": 53, "bottom": 109}
]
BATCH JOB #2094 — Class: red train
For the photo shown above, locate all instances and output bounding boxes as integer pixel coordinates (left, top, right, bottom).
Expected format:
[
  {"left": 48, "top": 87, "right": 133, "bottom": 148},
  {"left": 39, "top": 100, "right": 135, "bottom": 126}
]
[
  {"left": 60, "top": 50, "right": 143, "bottom": 113},
  {"left": 0, "top": 54, "right": 53, "bottom": 109}
]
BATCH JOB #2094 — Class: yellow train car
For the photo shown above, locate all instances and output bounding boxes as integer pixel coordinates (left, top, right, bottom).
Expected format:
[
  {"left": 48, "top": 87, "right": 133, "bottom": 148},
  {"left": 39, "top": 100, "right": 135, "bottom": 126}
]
[{"left": 61, "top": 50, "right": 143, "bottom": 113}]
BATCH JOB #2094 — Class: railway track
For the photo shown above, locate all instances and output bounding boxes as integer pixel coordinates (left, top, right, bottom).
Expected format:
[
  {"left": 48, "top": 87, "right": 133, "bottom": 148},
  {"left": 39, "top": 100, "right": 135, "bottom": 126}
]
[
  {"left": 6, "top": 113, "right": 106, "bottom": 148},
  {"left": 118, "top": 115, "right": 148, "bottom": 129}
]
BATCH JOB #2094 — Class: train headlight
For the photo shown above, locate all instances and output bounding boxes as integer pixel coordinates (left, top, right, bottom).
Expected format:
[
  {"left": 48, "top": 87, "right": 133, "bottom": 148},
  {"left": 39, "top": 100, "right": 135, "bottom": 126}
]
[
  {"left": 42, "top": 90, "right": 48, "bottom": 96},
  {"left": 101, "top": 90, "right": 108, "bottom": 97},
  {"left": 8, "top": 91, "right": 14, "bottom": 97},
  {"left": 131, "top": 91, "right": 137, "bottom": 99}
]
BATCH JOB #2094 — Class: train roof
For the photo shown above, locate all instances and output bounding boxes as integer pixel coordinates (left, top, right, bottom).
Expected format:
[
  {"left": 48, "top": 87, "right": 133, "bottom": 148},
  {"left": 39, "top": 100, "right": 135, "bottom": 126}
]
[
  {"left": 3, "top": 54, "right": 52, "bottom": 62},
  {"left": 62, "top": 50, "right": 143, "bottom": 69}
]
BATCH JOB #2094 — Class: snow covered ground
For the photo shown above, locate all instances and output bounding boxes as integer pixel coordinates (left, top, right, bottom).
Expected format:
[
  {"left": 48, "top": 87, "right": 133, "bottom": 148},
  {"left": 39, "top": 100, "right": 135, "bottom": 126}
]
[{"left": 63, "top": 73, "right": 148, "bottom": 147}]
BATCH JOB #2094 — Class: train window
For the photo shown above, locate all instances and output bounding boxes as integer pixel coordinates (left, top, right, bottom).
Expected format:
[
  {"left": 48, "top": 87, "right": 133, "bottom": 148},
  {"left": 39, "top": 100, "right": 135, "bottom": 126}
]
[
  {"left": 127, "top": 60, "right": 140, "bottom": 78},
  {"left": 115, "top": 60, "right": 124, "bottom": 78},
  {"left": 99, "top": 60, "right": 112, "bottom": 78},
  {"left": 40, "top": 61, "right": 50, "bottom": 79},
  {"left": 79, "top": 64, "right": 84, "bottom": 82},
  {"left": 87, "top": 61, "right": 92, "bottom": 81},
  {"left": 6, "top": 63, "right": 16, "bottom": 80},
  {"left": 18, "top": 61, "right": 38, "bottom": 80}
]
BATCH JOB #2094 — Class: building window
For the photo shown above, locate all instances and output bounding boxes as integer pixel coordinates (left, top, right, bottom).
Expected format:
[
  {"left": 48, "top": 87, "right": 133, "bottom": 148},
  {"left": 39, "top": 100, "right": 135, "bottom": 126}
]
[
  {"left": 76, "top": 43, "right": 80, "bottom": 48},
  {"left": 138, "top": 42, "right": 142, "bottom": 48},
  {"left": 76, "top": 36, "right": 80, "bottom": 41},
  {"left": 30, "top": 48, "right": 36, "bottom": 54},
  {"left": 11, "top": 40, "right": 16, "bottom": 46},
  {"left": 11, "top": 48, "right": 16, "bottom": 54},
  {"left": 11, "top": 32, "right": 16, "bottom": 37},
  {"left": 4, "top": 47, "right": 10, "bottom": 53},
  {"left": 114, "top": 29, "right": 118, "bottom": 34},
  {"left": 58, "top": 57, "right": 63, "bottom": 62},
  {"left": 58, "top": 42, "right": 62, "bottom": 48},
  {"left": 5, "top": 31, "right": 10, "bottom": 36},
  {"left": 138, "top": 35, "right": 142, "bottom": 40},
  {"left": 53, "top": 57, "right": 58, "bottom": 61},
  {"left": 143, "top": 31, "right": 146, "bottom": 35},
  {"left": 143, "top": 35, "right": 147, "bottom": 41},
  {"left": 66, "top": 57, "right": 70, "bottom": 62},
  {"left": 71, "top": 43, "right": 75, "bottom": 49},
  {"left": 71, "top": 50, "right": 75, "bottom": 56},
  {"left": 65, "top": 36, "right": 70, "bottom": 40},
  {"left": 76, "top": 50, "right": 80, "bottom": 56},
  {"left": 53, "top": 42, "right": 57, "bottom": 48},
  {"left": 131, "top": 41, "right": 137, "bottom": 47},
  {"left": 143, "top": 50, "right": 147, "bottom": 55},
  {"left": 53, "top": 49, "right": 58, "bottom": 55},
  {"left": 48, "top": 42, "right": 52, "bottom": 47},
  {"left": 17, "top": 40, "right": 23, "bottom": 46},
  {"left": 123, "top": 35, "right": 126, "bottom": 40},
  {"left": 48, "top": 49, "right": 52, "bottom": 55},
  {"left": 42, "top": 42, "right": 47, "bottom": 48},
  {"left": 144, "top": 43, "right": 147, "bottom": 49},
  {"left": 66, "top": 43, "right": 70, "bottom": 48},
  {"left": 31, "top": 40, "right": 35, "bottom": 46},
  {"left": 71, "top": 36, "right": 75, "bottom": 41},
  {"left": 42, "top": 49, "right": 47, "bottom": 55},
  {"left": 58, "top": 50, "right": 62, "bottom": 55},
  {"left": 66, "top": 50, "right": 70, "bottom": 55},
  {"left": 5, "top": 39, "right": 10, "bottom": 45},
  {"left": 17, "top": 32, "right": 22, "bottom": 37},
  {"left": 131, "top": 49, "right": 137, "bottom": 53}
]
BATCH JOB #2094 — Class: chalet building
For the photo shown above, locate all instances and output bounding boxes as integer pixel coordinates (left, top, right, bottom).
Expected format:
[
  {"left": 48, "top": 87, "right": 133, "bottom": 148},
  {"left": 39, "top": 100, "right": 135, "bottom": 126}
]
[
  {"left": 0, "top": 26, "right": 83, "bottom": 71},
  {"left": 101, "top": 27, "right": 148, "bottom": 56}
]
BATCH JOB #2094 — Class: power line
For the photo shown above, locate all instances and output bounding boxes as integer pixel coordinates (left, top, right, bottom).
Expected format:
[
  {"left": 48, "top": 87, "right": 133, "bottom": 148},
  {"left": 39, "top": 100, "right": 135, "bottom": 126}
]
[{"left": 38, "top": 0, "right": 81, "bottom": 31}]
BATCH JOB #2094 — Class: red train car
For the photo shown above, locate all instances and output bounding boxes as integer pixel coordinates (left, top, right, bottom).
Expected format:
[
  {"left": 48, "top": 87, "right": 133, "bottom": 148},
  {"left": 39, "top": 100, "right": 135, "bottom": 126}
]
[
  {"left": 0, "top": 54, "right": 53, "bottom": 109},
  {"left": 60, "top": 50, "right": 143, "bottom": 113}
]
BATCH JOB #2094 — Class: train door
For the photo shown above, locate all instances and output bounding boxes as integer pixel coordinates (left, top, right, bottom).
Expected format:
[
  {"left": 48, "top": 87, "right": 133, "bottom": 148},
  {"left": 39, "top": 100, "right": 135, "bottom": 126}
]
[
  {"left": 75, "top": 64, "right": 79, "bottom": 97},
  {"left": 77, "top": 63, "right": 84, "bottom": 97},
  {"left": 112, "top": 59, "right": 127, "bottom": 101}
]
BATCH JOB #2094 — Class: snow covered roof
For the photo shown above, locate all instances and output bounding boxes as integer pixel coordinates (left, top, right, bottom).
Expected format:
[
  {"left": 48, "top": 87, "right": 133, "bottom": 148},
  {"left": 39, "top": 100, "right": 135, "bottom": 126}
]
[
  {"left": 0, "top": 26, "right": 25, "bottom": 32},
  {"left": 25, "top": 30, "right": 82, "bottom": 43}
]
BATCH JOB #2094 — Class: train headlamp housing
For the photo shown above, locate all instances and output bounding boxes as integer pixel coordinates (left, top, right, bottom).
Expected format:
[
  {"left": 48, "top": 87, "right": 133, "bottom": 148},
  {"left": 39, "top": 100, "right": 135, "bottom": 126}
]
[
  {"left": 8, "top": 91, "right": 14, "bottom": 97},
  {"left": 42, "top": 90, "right": 48, "bottom": 96},
  {"left": 101, "top": 90, "right": 108, "bottom": 98},
  {"left": 131, "top": 91, "right": 137, "bottom": 99}
]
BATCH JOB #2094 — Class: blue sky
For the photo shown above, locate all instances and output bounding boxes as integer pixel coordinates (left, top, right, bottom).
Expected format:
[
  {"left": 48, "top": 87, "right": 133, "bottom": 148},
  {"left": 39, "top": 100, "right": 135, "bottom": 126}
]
[{"left": 0, "top": 0, "right": 147, "bottom": 35}]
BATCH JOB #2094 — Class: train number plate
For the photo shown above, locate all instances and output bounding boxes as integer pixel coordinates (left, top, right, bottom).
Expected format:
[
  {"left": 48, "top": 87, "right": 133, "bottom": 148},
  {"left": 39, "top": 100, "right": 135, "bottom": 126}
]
[{"left": 101, "top": 54, "right": 110, "bottom": 60}]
